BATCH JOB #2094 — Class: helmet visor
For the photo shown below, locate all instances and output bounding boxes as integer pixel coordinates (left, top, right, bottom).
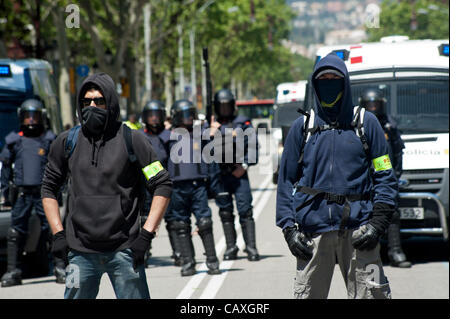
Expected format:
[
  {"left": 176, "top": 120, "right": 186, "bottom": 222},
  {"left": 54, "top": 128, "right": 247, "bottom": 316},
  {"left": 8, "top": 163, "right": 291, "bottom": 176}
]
[
  {"left": 20, "top": 110, "right": 43, "bottom": 125},
  {"left": 143, "top": 109, "right": 165, "bottom": 126},
  {"left": 174, "top": 108, "right": 197, "bottom": 127},
  {"left": 218, "top": 102, "right": 234, "bottom": 117},
  {"left": 362, "top": 100, "right": 384, "bottom": 115}
]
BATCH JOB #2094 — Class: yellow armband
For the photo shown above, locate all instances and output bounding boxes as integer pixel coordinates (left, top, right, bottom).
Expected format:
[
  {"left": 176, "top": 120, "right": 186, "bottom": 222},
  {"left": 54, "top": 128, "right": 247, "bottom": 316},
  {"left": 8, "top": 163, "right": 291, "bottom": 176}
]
[
  {"left": 372, "top": 154, "right": 392, "bottom": 172},
  {"left": 142, "top": 161, "right": 164, "bottom": 180}
]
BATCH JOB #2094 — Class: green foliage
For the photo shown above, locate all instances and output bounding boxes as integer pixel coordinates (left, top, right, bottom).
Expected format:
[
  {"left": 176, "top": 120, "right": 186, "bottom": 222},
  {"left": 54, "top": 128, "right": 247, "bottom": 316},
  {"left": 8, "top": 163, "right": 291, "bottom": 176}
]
[
  {"left": 1, "top": 0, "right": 312, "bottom": 100},
  {"left": 367, "top": 0, "right": 449, "bottom": 41}
]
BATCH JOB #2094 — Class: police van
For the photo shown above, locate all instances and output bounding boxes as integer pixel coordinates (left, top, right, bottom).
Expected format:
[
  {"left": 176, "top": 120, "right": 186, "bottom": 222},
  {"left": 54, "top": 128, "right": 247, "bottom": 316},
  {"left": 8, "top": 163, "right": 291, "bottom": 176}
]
[
  {"left": 275, "top": 80, "right": 307, "bottom": 105},
  {"left": 0, "top": 59, "right": 64, "bottom": 267},
  {"left": 307, "top": 36, "right": 449, "bottom": 240}
]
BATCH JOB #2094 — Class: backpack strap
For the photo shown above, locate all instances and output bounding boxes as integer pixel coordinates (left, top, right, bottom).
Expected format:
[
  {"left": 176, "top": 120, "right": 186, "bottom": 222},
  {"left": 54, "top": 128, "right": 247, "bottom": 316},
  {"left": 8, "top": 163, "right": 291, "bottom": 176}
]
[
  {"left": 297, "top": 108, "right": 314, "bottom": 166},
  {"left": 122, "top": 124, "right": 138, "bottom": 164},
  {"left": 64, "top": 124, "right": 138, "bottom": 166},
  {"left": 64, "top": 125, "right": 81, "bottom": 160},
  {"left": 351, "top": 106, "right": 370, "bottom": 158}
]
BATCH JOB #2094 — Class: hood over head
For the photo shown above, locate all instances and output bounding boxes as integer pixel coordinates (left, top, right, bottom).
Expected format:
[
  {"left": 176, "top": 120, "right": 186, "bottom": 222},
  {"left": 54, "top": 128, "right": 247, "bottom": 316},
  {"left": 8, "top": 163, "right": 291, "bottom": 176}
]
[
  {"left": 76, "top": 73, "right": 121, "bottom": 136},
  {"left": 311, "top": 52, "right": 354, "bottom": 126}
]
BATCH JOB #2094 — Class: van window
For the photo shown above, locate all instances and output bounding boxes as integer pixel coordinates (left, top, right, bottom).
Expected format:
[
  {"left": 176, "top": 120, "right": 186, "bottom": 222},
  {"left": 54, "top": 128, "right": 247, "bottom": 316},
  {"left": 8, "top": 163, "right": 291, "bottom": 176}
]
[
  {"left": 351, "top": 77, "right": 449, "bottom": 134},
  {"left": 0, "top": 67, "right": 27, "bottom": 92}
]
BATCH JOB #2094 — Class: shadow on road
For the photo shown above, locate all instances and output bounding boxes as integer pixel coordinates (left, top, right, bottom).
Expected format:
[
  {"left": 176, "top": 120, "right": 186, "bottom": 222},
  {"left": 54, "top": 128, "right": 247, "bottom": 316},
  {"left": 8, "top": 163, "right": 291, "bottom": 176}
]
[{"left": 147, "top": 256, "right": 178, "bottom": 268}]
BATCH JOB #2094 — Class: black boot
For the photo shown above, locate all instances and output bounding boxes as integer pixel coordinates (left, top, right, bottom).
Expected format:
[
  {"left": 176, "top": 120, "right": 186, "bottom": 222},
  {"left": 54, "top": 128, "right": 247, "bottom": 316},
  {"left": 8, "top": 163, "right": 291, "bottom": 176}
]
[
  {"left": 387, "top": 216, "right": 411, "bottom": 268},
  {"left": 241, "top": 212, "right": 260, "bottom": 261},
  {"left": 166, "top": 221, "right": 182, "bottom": 266},
  {"left": 1, "top": 228, "right": 24, "bottom": 287},
  {"left": 174, "top": 221, "right": 196, "bottom": 276},
  {"left": 198, "top": 218, "right": 221, "bottom": 275},
  {"left": 53, "top": 256, "right": 66, "bottom": 284},
  {"left": 219, "top": 209, "right": 239, "bottom": 260}
]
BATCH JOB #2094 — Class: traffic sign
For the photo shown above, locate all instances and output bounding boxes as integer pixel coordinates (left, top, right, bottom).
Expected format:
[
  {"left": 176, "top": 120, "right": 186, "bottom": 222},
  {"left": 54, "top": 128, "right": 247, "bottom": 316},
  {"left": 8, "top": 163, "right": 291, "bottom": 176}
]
[{"left": 76, "top": 64, "right": 89, "bottom": 77}]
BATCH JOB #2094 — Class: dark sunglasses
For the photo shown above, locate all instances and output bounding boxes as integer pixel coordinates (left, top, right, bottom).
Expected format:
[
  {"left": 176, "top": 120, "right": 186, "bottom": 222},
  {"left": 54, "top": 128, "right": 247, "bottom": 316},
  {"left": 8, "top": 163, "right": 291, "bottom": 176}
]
[{"left": 82, "top": 97, "right": 106, "bottom": 107}]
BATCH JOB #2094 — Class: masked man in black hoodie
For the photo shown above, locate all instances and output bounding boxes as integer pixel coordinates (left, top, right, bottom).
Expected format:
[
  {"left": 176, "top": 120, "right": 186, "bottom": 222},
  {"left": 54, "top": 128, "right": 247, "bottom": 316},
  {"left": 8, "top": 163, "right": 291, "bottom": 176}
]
[{"left": 41, "top": 73, "right": 172, "bottom": 299}]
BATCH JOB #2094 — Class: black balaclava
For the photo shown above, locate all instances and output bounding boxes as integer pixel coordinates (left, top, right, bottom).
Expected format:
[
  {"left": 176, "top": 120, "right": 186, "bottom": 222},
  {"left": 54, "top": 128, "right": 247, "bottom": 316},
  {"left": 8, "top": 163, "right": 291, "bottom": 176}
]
[
  {"left": 314, "top": 68, "right": 345, "bottom": 122},
  {"left": 81, "top": 106, "right": 108, "bottom": 136}
]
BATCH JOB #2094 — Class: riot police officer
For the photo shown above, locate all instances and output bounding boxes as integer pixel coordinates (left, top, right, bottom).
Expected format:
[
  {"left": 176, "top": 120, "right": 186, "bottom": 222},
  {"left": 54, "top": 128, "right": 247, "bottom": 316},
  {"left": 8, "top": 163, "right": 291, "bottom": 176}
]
[
  {"left": 360, "top": 88, "right": 411, "bottom": 268},
  {"left": 141, "top": 100, "right": 181, "bottom": 266},
  {"left": 168, "top": 99, "right": 221, "bottom": 276},
  {"left": 210, "top": 89, "right": 260, "bottom": 261},
  {"left": 0, "top": 98, "right": 65, "bottom": 287}
]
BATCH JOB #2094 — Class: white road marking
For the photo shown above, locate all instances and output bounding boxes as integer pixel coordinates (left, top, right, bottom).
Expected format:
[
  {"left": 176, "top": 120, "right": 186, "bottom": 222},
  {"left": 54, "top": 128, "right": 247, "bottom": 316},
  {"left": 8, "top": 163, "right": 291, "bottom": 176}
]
[
  {"left": 176, "top": 173, "right": 273, "bottom": 299},
  {"left": 199, "top": 181, "right": 274, "bottom": 299}
]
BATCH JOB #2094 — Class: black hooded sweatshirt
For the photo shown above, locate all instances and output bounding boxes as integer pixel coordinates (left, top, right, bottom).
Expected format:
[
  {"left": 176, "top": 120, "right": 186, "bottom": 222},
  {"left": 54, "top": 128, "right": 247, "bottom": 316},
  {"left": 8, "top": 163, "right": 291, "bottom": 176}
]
[{"left": 41, "top": 73, "right": 172, "bottom": 253}]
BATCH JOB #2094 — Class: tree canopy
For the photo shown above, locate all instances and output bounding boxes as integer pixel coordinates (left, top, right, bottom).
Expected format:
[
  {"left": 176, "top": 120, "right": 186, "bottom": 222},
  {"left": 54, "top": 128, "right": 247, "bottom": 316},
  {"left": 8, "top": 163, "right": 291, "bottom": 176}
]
[
  {"left": 367, "top": 0, "right": 449, "bottom": 42},
  {"left": 1, "top": 1, "right": 313, "bottom": 108}
]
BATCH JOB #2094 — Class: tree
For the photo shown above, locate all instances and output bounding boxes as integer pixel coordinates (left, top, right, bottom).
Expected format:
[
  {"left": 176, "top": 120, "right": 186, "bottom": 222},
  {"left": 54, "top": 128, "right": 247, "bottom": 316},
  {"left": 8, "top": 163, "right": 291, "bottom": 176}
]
[{"left": 367, "top": 0, "right": 449, "bottom": 41}]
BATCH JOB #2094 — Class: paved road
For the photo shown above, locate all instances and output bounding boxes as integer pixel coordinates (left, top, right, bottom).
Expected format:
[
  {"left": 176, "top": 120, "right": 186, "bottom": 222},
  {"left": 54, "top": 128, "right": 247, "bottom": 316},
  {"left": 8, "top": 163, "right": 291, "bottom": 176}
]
[{"left": 0, "top": 143, "right": 448, "bottom": 299}]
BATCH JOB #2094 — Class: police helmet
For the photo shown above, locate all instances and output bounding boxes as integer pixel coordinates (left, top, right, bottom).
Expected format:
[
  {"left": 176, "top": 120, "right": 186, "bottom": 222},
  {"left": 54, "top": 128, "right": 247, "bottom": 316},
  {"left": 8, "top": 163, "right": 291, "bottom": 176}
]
[
  {"left": 142, "top": 100, "right": 166, "bottom": 129},
  {"left": 359, "top": 88, "right": 387, "bottom": 118},
  {"left": 171, "top": 99, "right": 197, "bottom": 128},
  {"left": 214, "top": 89, "right": 236, "bottom": 119},
  {"left": 18, "top": 98, "right": 46, "bottom": 136}
]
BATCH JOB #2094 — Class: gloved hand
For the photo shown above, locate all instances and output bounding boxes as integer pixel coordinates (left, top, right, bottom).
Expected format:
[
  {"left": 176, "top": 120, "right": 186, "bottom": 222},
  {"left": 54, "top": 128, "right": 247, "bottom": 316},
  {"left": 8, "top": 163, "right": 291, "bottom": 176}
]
[
  {"left": 352, "top": 202, "right": 394, "bottom": 251},
  {"left": 352, "top": 223, "right": 381, "bottom": 251},
  {"left": 283, "top": 226, "right": 314, "bottom": 261},
  {"left": 51, "top": 230, "right": 69, "bottom": 265},
  {"left": 130, "top": 228, "right": 155, "bottom": 272}
]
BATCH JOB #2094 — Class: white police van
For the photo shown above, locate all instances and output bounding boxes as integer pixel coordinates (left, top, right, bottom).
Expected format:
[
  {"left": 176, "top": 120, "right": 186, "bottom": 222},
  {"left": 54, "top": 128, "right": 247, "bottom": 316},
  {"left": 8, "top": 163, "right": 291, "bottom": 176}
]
[
  {"left": 309, "top": 36, "right": 449, "bottom": 240},
  {"left": 275, "top": 80, "right": 307, "bottom": 105},
  {"left": 0, "top": 59, "right": 64, "bottom": 271}
]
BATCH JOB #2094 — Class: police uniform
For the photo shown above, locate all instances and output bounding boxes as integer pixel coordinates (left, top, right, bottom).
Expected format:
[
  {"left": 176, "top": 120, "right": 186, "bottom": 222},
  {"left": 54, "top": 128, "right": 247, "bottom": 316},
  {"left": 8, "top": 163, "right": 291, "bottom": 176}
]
[
  {"left": 382, "top": 117, "right": 411, "bottom": 264},
  {"left": 0, "top": 129, "right": 57, "bottom": 286},
  {"left": 360, "top": 88, "right": 411, "bottom": 268},
  {"left": 168, "top": 99, "right": 220, "bottom": 277},
  {"left": 212, "top": 89, "right": 260, "bottom": 262},
  {"left": 214, "top": 115, "right": 260, "bottom": 261}
]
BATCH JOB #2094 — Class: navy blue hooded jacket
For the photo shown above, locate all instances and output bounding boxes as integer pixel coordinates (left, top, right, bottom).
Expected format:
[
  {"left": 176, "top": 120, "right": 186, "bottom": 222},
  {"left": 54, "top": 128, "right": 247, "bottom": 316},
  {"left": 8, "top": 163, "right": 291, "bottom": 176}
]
[{"left": 276, "top": 53, "right": 398, "bottom": 233}]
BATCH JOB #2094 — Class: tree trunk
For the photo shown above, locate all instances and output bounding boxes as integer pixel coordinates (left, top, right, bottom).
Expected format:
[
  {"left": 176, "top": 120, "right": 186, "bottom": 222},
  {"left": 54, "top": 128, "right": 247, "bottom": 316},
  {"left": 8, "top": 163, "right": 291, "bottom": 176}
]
[
  {"left": 164, "top": 70, "right": 173, "bottom": 114},
  {"left": 52, "top": 6, "right": 74, "bottom": 128}
]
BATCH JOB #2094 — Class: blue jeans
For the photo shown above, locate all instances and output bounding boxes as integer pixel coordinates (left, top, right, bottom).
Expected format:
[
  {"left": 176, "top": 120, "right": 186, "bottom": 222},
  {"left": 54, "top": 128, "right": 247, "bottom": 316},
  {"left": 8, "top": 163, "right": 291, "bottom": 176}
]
[{"left": 64, "top": 249, "right": 150, "bottom": 299}]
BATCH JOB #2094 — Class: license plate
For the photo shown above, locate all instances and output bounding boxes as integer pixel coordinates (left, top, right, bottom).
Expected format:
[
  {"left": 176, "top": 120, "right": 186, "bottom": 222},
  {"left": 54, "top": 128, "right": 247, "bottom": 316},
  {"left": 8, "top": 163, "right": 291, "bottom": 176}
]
[{"left": 399, "top": 207, "right": 424, "bottom": 220}]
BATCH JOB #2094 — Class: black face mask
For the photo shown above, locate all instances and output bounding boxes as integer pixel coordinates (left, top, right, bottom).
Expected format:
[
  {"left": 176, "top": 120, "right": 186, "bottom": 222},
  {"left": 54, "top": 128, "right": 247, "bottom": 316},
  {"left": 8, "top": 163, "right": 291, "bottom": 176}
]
[
  {"left": 21, "top": 124, "right": 44, "bottom": 137},
  {"left": 82, "top": 106, "right": 108, "bottom": 136}
]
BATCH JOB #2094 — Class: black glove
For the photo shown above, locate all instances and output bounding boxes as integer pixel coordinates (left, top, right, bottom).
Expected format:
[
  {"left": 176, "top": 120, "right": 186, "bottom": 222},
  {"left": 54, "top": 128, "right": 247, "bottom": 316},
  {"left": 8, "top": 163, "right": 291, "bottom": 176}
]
[
  {"left": 352, "top": 223, "right": 381, "bottom": 251},
  {"left": 283, "top": 226, "right": 314, "bottom": 261},
  {"left": 130, "top": 228, "right": 155, "bottom": 272},
  {"left": 51, "top": 230, "right": 69, "bottom": 265},
  {"left": 352, "top": 202, "right": 394, "bottom": 251}
]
